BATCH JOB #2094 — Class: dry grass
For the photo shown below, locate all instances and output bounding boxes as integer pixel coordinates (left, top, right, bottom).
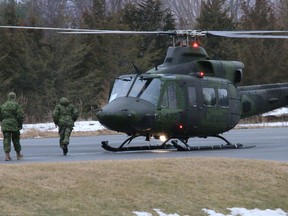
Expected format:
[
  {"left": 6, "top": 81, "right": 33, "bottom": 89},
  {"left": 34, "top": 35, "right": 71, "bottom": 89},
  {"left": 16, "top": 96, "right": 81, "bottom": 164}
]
[{"left": 0, "top": 158, "right": 287, "bottom": 216}]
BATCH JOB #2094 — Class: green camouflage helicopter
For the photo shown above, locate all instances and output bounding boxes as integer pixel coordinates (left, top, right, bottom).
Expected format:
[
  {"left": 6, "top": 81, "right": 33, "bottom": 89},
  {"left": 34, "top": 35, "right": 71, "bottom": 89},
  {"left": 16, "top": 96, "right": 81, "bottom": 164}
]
[
  {"left": 1, "top": 26, "right": 288, "bottom": 151},
  {"left": 94, "top": 30, "right": 288, "bottom": 151}
]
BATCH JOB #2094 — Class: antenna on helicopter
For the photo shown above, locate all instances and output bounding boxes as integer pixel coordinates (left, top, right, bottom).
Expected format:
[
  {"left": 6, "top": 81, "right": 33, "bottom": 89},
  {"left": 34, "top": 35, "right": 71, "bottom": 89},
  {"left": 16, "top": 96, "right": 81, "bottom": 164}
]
[{"left": 132, "top": 63, "right": 142, "bottom": 75}]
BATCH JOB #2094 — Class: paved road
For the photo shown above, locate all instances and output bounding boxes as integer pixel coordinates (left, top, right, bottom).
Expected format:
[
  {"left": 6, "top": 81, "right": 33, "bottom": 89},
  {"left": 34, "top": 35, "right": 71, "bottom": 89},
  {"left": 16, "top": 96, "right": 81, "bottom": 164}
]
[{"left": 0, "top": 127, "right": 287, "bottom": 164}]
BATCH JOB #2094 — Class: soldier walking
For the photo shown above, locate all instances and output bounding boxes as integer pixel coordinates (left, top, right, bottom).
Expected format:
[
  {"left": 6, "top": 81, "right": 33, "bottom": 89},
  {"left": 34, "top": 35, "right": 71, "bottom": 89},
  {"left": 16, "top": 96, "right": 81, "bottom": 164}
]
[
  {"left": 0, "top": 92, "right": 25, "bottom": 161},
  {"left": 53, "top": 97, "right": 79, "bottom": 155}
]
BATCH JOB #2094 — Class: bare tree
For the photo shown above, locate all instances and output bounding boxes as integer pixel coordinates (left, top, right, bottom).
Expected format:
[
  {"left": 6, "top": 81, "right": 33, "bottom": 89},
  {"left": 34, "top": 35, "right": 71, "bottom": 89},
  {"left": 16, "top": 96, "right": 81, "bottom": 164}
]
[
  {"left": 163, "top": 0, "right": 202, "bottom": 29},
  {"left": 276, "top": 0, "right": 288, "bottom": 28},
  {"left": 21, "top": 0, "right": 72, "bottom": 26},
  {"left": 106, "top": 0, "right": 131, "bottom": 13},
  {"left": 71, "top": 0, "right": 132, "bottom": 16}
]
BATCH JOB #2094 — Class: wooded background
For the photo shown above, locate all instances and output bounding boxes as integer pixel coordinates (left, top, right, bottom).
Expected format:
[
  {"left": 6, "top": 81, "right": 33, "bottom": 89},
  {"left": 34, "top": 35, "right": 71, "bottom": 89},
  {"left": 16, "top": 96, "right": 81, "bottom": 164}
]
[{"left": 0, "top": 0, "right": 287, "bottom": 123}]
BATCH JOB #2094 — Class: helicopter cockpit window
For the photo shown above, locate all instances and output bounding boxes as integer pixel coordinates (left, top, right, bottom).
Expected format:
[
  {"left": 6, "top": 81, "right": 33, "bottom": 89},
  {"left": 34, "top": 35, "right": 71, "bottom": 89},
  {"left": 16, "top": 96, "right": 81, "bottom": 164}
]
[
  {"left": 125, "top": 77, "right": 161, "bottom": 106},
  {"left": 109, "top": 76, "right": 133, "bottom": 102},
  {"left": 140, "top": 78, "right": 161, "bottom": 105},
  {"left": 128, "top": 77, "right": 146, "bottom": 97},
  {"left": 203, "top": 88, "right": 216, "bottom": 107},
  {"left": 218, "top": 89, "right": 229, "bottom": 107}
]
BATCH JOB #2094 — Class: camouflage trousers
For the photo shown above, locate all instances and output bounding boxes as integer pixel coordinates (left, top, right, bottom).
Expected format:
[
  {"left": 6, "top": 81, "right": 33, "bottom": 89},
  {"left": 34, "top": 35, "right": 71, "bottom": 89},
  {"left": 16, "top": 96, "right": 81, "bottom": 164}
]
[
  {"left": 2, "top": 131, "right": 21, "bottom": 153},
  {"left": 58, "top": 127, "right": 73, "bottom": 149}
]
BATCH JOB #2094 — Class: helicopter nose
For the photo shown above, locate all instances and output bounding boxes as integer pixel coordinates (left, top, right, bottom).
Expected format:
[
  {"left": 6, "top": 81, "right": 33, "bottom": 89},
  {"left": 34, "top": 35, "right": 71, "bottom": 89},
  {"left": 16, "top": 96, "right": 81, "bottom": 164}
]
[{"left": 96, "top": 97, "right": 156, "bottom": 133}]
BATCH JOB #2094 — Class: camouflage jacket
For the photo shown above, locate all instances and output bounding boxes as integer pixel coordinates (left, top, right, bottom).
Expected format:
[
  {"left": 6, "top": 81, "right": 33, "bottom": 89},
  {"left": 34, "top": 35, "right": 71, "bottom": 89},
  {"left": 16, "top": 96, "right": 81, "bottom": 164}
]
[
  {"left": 52, "top": 98, "right": 79, "bottom": 127},
  {"left": 0, "top": 100, "right": 25, "bottom": 132}
]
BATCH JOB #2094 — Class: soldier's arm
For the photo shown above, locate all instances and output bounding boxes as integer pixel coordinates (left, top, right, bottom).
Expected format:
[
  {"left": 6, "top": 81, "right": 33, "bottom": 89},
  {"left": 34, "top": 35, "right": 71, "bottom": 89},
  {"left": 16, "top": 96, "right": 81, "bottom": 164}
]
[
  {"left": 72, "top": 106, "right": 79, "bottom": 122},
  {"left": 52, "top": 106, "right": 60, "bottom": 125},
  {"left": 16, "top": 105, "right": 24, "bottom": 129},
  {"left": 0, "top": 106, "right": 2, "bottom": 121}
]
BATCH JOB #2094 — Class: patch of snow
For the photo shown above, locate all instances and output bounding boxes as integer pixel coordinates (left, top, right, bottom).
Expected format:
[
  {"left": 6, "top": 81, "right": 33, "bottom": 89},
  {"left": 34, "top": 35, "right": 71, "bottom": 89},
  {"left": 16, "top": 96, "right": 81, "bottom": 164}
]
[
  {"left": 133, "top": 212, "right": 152, "bottom": 216},
  {"left": 21, "top": 121, "right": 105, "bottom": 133},
  {"left": 202, "top": 208, "right": 288, "bottom": 216},
  {"left": 132, "top": 208, "right": 288, "bottom": 216},
  {"left": 133, "top": 209, "right": 181, "bottom": 216},
  {"left": 237, "top": 121, "right": 288, "bottom": 128},
  {"left": 262, "top": 107, "right": 288, "bottom": 117}
]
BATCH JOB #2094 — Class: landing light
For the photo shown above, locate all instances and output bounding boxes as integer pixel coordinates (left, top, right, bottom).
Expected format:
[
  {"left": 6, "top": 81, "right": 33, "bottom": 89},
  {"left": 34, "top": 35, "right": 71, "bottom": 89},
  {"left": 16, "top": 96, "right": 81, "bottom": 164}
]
[{"left": 159, "top": 135, "right": 167, "bottom": 142}]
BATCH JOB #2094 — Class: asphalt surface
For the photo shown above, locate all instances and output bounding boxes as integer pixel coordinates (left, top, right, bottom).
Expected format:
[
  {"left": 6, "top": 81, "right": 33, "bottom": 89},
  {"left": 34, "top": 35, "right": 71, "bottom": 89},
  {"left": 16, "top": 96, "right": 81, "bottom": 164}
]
[{"left": 0, "top": 127, "right": 287, "bottom": 164}]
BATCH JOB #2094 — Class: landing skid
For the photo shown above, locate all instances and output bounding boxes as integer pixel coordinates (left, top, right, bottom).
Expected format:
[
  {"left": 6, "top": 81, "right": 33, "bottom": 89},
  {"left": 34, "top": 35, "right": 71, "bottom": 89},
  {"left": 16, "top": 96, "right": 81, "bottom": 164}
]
[
  {"left": 101, "top": 134, "right": 255, "bottom": 152},
  {"left": 172, "top": 135, "right": 255, "bottom": 151},
  {"left": 171, "top": 140, "right": 254, "bottom": 151},
  {"left": 102, "top": 134, "right": 174, "bottom": 152}
]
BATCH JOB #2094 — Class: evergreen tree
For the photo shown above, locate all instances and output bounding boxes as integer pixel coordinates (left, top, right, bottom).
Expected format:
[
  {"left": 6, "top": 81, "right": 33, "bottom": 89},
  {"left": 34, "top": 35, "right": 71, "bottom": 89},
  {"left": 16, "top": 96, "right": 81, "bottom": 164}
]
[
  {"left": 0, "top": 0, "right": 92, "bottom": 121},
  {"left": 122, "top": 0, "right": 175, "bottom": 69},
  {"left": 196, "top": 0, "right": 238, "bottom": 60},
  {"left": 69, "top": 0, "right": 137, "bottom": 116},
  {"left": 0, "top": 1, "right": 35, "bottom": 102},
  {"left": 238, "top": 0, "right": 287, "bottom": 85}
]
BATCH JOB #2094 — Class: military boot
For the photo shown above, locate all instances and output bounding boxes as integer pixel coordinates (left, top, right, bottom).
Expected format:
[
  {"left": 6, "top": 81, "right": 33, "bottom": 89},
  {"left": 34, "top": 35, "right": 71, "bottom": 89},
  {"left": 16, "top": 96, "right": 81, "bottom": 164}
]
[
  {"left": 16, "top": 152, "right": 23, "bottom": 160},
  {"left": 5, "top": 153, "right": 11, "bottom": 161},
  {"left": 63, "top": 144, "right": 68, "bottom": 156}
]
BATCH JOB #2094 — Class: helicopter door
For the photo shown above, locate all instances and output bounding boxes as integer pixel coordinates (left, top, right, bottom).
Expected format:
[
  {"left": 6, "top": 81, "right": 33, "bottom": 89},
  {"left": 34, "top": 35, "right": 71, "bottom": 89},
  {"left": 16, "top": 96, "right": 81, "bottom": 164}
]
[
  {"left": 181, "top": 83, "right": 203, "bottom": 135},
  {"left": 199, "top": 86, "right": 230, "bottom": 134},
  {"left": 157, "top": 81, "right": 186, "bottom": 134}
]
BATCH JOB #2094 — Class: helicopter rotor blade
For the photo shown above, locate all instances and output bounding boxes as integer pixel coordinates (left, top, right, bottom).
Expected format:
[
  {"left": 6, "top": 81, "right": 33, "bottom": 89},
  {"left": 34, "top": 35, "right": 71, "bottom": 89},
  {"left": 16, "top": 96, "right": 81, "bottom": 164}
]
[
  {"left": 59, "top": 30, "right": 169, "bottom": 35},
  {"left": 0, "top": 25, "right": 115, "bottom": 32},
  {"left": 59, "top": 30, "right": 208, "bottom": 36},
  {"left": 0, "top": 25, "right": 171, "bottom": 35},
  {"left": 58, "top": 29, "right": 288, "bottom": 39},
  {"left": 207, "top": 31, "right": 288, "bottom": 39},
  {"left": 1, "top": 25, "right": 288, "bottom": 38}
]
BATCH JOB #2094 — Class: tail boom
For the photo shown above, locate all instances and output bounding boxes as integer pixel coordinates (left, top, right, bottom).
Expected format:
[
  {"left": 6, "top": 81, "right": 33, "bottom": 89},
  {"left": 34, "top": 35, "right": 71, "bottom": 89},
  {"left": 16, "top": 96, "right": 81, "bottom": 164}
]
[{"left": 238, "top": 83, "right": 288, "bottom": 119}]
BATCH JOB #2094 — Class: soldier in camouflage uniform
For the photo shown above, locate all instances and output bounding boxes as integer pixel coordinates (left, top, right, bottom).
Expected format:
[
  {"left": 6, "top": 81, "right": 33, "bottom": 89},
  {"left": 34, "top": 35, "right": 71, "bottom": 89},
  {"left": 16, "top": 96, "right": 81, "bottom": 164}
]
[
  {"left": 53, "top": 97, "right": 79, "bottom": 155},
  {"left": 0, "top": 92, "right": 25, "bottom": 161}
]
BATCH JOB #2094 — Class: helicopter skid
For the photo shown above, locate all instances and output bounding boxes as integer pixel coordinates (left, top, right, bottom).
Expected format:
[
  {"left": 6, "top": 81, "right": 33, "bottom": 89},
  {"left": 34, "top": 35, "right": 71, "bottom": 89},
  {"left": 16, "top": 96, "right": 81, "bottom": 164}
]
[
  {"left": 101, "top": 140, "right": 255, "bottom": 152},
  {"left": 171, "top": 140, "right": 255, "bottom": 151},
  {"left": 101, "top": 141, "right": 174, "bottom": 152}
]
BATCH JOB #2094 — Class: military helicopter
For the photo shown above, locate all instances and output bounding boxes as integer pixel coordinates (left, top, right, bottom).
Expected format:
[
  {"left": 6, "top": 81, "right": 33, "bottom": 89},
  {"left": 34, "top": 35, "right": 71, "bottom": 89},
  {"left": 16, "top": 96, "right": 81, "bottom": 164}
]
[
  {"left": 1, "top": 26, "right": 288, "bottom": 151},
  {"left": 93, "top": 30, "right": 288, "bottom": 152}
]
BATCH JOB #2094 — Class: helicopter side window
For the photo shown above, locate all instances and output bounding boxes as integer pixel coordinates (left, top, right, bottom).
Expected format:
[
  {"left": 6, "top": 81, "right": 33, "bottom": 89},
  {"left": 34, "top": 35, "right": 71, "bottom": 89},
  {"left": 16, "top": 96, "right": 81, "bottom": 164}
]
[
  {"left": 188, "top": 86, "right": 197, "bottom": 107},
  {"left": 162, "top": 85, "right": 177, "bottom": 109},
  {"left": 161, "top": 83, "right": 185, "bottom": 109},
  {"left": 218, "top": 88, "right": 229, "bottom": 107},
  {"left": 203, "top": 88, "right": 216, "bottom": 107}
]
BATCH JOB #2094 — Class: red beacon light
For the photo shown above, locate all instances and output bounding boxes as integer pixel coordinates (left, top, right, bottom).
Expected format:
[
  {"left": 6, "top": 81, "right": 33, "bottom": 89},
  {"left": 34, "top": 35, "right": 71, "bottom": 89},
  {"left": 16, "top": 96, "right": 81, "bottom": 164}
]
[
  {"left": 192, "top": 42, "right": 199, "bottom": 48},
  {"left": 196, "top": 71, "right": 205, "bottom": 78}
]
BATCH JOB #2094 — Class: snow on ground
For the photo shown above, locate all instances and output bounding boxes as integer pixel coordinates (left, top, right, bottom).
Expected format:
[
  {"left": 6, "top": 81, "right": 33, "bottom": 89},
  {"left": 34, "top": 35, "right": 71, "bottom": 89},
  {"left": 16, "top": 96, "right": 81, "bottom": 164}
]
[
  {"left": 132, "top": 208, "right": 288, "bottom": 216},
  {"left": 237, "top": 121, "right": 288, "bottom": 128},
  {"left": 202, "top": 208, "right": 288, "bottom": 216},
  {"left": 262, "top": 107, "right": 288, "bottom": 117},
  {"left": 21, "top": 120, "right": 105, "bottom": 133}
]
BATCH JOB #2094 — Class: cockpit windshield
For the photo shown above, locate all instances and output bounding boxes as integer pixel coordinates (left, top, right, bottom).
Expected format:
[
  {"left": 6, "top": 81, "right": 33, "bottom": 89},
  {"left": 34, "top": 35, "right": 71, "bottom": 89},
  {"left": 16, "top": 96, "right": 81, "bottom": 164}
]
[
  {"left": 109, "top": 75, "right": 134, "bottom": 102},
  {"left": 109, "top": 75, "right": 161, "bottom": 106}
]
